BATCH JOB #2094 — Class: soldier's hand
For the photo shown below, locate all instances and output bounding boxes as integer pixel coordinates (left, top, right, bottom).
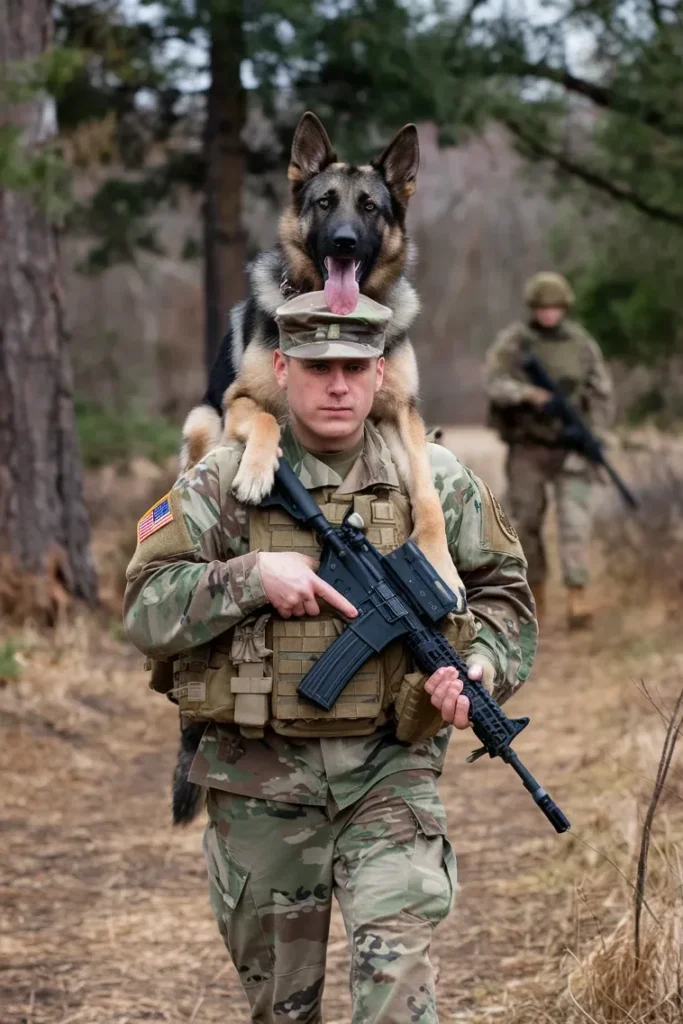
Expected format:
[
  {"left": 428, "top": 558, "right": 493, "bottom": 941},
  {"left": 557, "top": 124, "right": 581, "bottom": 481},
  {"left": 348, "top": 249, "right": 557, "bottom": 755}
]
[
  {"left": 424, "top": 663, "right": 485, "bottom": 730},
  {"left": 257, "top": 551, "right": 358, "bottom": 620},
  {"left": 526, "top": 386, "right": 553, "bottom": 407}
]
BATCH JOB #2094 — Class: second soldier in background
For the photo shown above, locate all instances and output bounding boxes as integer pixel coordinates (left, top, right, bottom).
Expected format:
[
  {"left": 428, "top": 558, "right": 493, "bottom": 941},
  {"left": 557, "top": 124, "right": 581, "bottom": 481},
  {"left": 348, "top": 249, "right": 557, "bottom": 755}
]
[{"left": 485, "top": 272, "right": 614, "bottom": 629}]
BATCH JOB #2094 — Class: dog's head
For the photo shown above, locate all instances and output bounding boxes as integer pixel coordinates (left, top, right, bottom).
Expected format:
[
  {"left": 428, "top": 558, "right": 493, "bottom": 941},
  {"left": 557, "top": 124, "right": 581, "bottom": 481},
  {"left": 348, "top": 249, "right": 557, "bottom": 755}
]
[{"left": 279, "top": 112, "right": 419, "bottom": 315}]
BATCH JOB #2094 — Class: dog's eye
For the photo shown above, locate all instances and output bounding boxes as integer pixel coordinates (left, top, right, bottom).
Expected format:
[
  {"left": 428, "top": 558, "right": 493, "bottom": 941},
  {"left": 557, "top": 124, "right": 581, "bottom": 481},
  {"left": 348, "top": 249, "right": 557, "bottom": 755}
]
[
  {"left": 364, "top": 199, "right": 376, "bottom": 212},
  {"left": 318, "top": 197, "right": 330, "bottom": 210}
]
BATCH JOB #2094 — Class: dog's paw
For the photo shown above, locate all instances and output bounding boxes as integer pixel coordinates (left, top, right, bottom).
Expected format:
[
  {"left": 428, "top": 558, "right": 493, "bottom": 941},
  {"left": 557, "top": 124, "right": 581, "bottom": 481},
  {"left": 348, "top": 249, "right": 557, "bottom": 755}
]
[{"left": 232, "top": 449, "right": 279, "bottom": 505}]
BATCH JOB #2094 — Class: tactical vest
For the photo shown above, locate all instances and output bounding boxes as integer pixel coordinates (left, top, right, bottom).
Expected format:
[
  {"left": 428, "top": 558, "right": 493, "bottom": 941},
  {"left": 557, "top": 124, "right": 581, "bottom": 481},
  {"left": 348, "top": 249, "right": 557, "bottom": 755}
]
[
  {"left": 165, "top": 483, "right": 475, "bottom": 740},
  {"left": 490, "top": 323, "right": 592, "bottom": 446}
]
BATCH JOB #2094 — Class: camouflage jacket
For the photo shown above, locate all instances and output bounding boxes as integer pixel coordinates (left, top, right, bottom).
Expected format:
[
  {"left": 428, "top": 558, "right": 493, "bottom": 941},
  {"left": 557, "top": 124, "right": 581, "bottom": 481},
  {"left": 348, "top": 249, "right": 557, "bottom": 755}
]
[
  {"left": 123, "top": 422, "right": 537, "bottom": 809},
  {"left": 484, "top": 319, "right": 614, "bottom": 447}
]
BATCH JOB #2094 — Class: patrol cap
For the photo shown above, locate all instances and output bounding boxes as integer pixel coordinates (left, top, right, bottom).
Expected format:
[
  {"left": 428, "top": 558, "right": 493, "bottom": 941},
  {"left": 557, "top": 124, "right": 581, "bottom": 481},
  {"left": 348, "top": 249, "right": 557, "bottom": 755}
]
[{"left": 275, "top": 291, "right": 391, "bottom": 359}]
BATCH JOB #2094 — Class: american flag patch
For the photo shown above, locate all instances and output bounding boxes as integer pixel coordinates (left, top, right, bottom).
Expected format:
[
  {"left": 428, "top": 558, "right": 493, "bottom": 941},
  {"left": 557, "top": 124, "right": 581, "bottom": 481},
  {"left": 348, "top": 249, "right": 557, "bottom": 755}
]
[{"left": 138, "top": 494, "right": 174, "bottom": 542}]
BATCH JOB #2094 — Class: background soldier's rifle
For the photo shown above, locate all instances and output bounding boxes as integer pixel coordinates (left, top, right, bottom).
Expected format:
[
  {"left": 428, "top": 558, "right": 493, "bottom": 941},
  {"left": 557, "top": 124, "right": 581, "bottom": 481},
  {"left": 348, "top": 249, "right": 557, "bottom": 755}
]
[
  {"left": 263, "top": 458, "right": 571, "bottom": 835},
  {"left": 522, "top": 353, "right": 639, "bottom": 509}
]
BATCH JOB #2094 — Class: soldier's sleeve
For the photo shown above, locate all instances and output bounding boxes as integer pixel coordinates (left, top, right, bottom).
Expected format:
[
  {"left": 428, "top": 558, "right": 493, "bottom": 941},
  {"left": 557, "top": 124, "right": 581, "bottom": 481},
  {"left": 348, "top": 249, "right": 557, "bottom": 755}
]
[
  {"left": 582, "top": 335, "right": 615, "bottom": 435},
  {"left": 484, "top": 325, "right": 540, "bottom": 406},
  {"left": 122, "top": 445, "right": 267, "bottom": 658},
  {"left": 429, "top": 444, "right": 538, "bottom": 705}
]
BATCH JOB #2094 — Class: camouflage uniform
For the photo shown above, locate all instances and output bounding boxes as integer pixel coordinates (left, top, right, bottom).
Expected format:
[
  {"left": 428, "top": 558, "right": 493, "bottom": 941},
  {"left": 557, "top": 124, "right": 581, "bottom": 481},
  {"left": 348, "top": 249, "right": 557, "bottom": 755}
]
[
  {"left": 124, "top": 296, "right": 537, "bottom": 1023},
  {"left": 484, "top": 274, "right": 614, "bottom": 594}
]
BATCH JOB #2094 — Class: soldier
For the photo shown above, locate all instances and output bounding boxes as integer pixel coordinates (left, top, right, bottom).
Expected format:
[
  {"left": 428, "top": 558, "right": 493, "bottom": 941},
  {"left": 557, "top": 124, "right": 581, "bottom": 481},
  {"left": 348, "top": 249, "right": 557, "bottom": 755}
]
[
  {"left": 123, "top": 293, "right": 537, "bottom": 1024},
  {"left": 484, "top": 272, "right": 614, "bottom": 628}
]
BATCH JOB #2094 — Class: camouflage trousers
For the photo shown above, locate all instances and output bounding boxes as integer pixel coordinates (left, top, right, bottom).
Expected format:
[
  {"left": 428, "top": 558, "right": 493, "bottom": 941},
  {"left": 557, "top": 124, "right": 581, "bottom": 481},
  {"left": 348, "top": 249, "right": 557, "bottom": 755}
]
[
  {"left": 506, "top": 444, "right": 592, "bottom": 587},
  {"left": 203, "top": 768, "right": 457, "bottom": 1023}
]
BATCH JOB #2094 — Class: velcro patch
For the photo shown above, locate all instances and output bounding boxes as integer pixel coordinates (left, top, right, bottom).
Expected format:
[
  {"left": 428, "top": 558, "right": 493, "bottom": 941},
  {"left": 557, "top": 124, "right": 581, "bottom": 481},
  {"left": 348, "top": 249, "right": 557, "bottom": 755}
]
[
  {"left": 490, "top": 490, "right": 518, "bottom": 543},
  {"left": 138, "top": 494, "right": 174, "bottom": 542}
]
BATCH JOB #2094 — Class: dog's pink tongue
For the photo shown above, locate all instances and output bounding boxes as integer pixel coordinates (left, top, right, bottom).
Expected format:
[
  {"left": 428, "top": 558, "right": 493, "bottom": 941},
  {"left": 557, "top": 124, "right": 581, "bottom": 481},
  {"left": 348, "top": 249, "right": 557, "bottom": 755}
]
[{"left": 324, "top": 258, "right": 359, "bottom": 315}]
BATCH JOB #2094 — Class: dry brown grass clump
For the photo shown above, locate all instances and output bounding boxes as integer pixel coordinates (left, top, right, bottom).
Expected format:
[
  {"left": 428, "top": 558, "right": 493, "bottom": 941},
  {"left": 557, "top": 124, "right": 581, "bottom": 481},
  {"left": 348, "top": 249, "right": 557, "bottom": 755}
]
[
  {"left": 565, "top": 897, "right": 683, "bottom": 1024},
  {"left": 0, "top": 545, "right": 72, "bottom": 626}
]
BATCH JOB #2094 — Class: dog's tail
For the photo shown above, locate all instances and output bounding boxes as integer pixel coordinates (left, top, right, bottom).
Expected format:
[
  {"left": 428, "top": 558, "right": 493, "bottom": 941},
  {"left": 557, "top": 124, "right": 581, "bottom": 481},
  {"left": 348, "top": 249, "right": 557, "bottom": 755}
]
[{"left": 172, "top": 720, "right": 207, "bottom": 825}]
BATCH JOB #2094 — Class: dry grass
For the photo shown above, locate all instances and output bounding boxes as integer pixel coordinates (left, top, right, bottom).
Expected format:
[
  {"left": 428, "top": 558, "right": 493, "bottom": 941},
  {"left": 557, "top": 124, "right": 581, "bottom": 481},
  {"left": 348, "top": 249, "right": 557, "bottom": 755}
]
[
  {"left": 593, "top": 430, "right": 683, "bottom": 597},
  {"left": 567, "top": 898, "right": 683, "bottom": 1024}
]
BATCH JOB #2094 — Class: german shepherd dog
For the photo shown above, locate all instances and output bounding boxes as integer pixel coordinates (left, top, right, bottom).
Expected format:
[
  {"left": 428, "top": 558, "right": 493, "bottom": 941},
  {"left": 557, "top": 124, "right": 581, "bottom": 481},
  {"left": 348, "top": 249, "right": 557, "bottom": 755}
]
[{"left": 173, "top": 112, "right": 466, "bottom": 824}]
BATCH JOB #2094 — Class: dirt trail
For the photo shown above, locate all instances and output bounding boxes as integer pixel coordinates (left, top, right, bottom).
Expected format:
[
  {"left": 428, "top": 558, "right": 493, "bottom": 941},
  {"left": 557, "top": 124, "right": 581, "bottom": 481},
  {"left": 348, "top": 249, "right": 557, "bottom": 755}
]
[{"left": 2, "top": 431, "right": 682, "bottom": 1024}]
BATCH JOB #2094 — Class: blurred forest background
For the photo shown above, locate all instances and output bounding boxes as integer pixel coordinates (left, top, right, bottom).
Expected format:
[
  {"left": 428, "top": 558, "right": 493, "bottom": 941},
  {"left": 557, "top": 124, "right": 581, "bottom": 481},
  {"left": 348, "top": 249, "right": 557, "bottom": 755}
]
[{"left": 2, "top": 0, "right": 683, "bottom": 599}]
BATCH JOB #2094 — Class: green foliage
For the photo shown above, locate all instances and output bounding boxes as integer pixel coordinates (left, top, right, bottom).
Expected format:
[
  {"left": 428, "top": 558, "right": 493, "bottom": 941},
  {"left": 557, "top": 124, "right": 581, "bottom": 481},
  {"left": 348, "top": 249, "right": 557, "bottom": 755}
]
[
  {"left": 244, "top": 0, "right": 459, "bottom": 158},
  {"left": 554, "top": 218, "right": 683, "bottom": 366},
  {"left": 0, "top": 125, "right": 72, "bottom": 221},
  {"left": 0, "top": 639, "right": 24, "bottom": 684},
  {"left": 446, "top": 0, "right": 683, "bottom": 228},
  {"left": 0, "top": 45, "right": 84, "bottom": 104},
  {"left": 75, "top": 400, "right": 179, "bottom": 467},
  {"left": 54, "top": 2, "right": 173, "bottom": 137},
  {"left": 0, "top": 46, "right": 84, "bottom": 221}
]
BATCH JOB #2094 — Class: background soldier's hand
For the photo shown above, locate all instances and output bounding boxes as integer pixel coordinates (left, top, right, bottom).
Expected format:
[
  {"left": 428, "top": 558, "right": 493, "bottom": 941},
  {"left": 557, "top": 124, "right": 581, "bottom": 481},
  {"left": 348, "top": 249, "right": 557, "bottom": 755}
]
[
  {"left": 424, "top": 663, "right": 485, "bottom": 730},
  {"left": 526, "top": 385, "right": 554, "bottom": 407},
  {"left": 257, "top": 551, "right": 358, "bottom": 620}
]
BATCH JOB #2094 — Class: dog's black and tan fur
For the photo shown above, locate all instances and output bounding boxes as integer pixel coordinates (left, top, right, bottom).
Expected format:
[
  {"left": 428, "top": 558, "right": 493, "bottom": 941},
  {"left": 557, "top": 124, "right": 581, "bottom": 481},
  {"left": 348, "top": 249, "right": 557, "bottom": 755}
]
[{"left": 173, "top": 112, "right": 464, "bottom": 824}]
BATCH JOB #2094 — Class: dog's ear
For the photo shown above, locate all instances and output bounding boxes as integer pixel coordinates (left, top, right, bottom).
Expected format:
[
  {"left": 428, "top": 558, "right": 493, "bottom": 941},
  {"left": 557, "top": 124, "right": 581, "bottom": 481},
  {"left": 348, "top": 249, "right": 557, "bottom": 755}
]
[
  {"left": 288, "top": 112, "right": 337, "bottom": 184},
  {"left": 374, "top": 124, "right": 419, "bottom": 204}
]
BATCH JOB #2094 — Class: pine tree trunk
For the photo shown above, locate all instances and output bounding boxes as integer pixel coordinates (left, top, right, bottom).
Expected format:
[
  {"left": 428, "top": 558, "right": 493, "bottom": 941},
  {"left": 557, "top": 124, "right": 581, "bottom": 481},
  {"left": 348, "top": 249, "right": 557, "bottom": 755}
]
[
  {"left": 203, "top": 0, "right": 247, "bottom": 373},
  {"left": 0, "top": 0, "right": 98, "bottom": 615}
]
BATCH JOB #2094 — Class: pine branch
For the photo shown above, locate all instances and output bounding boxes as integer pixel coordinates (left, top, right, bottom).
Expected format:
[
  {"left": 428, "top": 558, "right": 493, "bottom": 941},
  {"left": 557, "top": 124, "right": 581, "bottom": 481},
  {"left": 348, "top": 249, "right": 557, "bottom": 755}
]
[
  {"left": 503, "top": 116, "right": 683, "bottom": 228},
  {"left": 514, "top": 61, "right": 677, "bottom": 137}
]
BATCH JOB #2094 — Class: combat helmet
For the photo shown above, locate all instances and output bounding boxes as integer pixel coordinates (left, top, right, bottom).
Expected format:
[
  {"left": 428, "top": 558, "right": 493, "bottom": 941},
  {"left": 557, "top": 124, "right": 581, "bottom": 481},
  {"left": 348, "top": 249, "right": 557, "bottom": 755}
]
[{"left": 524, "top": 272, "right": 575, "bottom": 309}]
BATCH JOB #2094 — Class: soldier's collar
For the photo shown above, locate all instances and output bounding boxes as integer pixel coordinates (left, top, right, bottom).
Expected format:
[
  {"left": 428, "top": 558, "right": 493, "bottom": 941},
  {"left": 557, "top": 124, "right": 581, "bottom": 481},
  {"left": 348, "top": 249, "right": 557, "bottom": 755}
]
[
  {"left": 526, "top": 319, "right": 571, "bottom": 342},
  {"left": 279, "top": 421, "right": 401, "bottom": 494}
]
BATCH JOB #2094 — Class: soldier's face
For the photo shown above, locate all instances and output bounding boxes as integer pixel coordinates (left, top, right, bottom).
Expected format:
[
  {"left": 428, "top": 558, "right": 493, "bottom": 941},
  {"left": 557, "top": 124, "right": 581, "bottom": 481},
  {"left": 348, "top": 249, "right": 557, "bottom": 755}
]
[
  {"left": 273, "top": 352, "right": 385, "bottom": 449},
  {"left": 534, "top": 306, "right": 565, "bottom": 328}
]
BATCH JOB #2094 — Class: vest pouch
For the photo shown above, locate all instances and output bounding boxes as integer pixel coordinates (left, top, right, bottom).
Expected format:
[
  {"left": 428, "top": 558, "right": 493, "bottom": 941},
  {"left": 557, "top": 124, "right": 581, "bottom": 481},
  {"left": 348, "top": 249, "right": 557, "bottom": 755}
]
[
  {"left": 230, "top": 613, "right": 273, "bottom": 735},
  {"left": 269, "top": 616, "right": 393, "bottom": 737},
  {"left": 173, "top": 641, "right": 237, "bottom": 724}
]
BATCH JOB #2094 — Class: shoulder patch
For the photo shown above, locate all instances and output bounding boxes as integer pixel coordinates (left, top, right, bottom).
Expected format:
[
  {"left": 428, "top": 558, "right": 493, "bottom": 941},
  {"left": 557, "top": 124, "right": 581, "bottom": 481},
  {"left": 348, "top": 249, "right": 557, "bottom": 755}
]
[
  {"left": 479, "top": 481, "right": 525, "bottom": 559},
  {"left": 489, "top": 488, "right": 518, "bottom": 543},
  {"left": 138, "top": 494, "right": 174, "bottom": 543},
  {"left": 126, "top": 487, "right": 195, "bottom": 583}
]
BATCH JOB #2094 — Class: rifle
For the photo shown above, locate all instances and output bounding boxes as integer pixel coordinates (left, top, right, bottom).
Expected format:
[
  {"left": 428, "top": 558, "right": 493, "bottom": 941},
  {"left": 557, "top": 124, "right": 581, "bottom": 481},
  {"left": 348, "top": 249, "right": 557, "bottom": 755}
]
[
  {"left": 522, "top": 352, "right": 639, "bottom": 509},
  {"left": 263, "top": 457, "right": 571, "bottom": 835}
]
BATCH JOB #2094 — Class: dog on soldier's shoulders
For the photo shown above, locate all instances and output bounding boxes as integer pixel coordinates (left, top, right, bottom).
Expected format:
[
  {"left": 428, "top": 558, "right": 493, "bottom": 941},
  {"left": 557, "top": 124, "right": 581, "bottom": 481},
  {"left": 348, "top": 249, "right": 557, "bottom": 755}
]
[{"left": 182, "top": 110, "right": 454, "bottom": 587}]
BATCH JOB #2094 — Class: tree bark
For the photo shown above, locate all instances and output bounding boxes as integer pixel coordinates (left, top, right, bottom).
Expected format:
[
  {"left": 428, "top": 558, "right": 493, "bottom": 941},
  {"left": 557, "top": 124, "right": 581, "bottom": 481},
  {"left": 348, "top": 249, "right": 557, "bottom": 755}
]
[
  {"left": 203, "top": 0, "right": 247, "bottom": 373},
  {"left": 0, "top": 0, "right": 98, "bottom": 613}
]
